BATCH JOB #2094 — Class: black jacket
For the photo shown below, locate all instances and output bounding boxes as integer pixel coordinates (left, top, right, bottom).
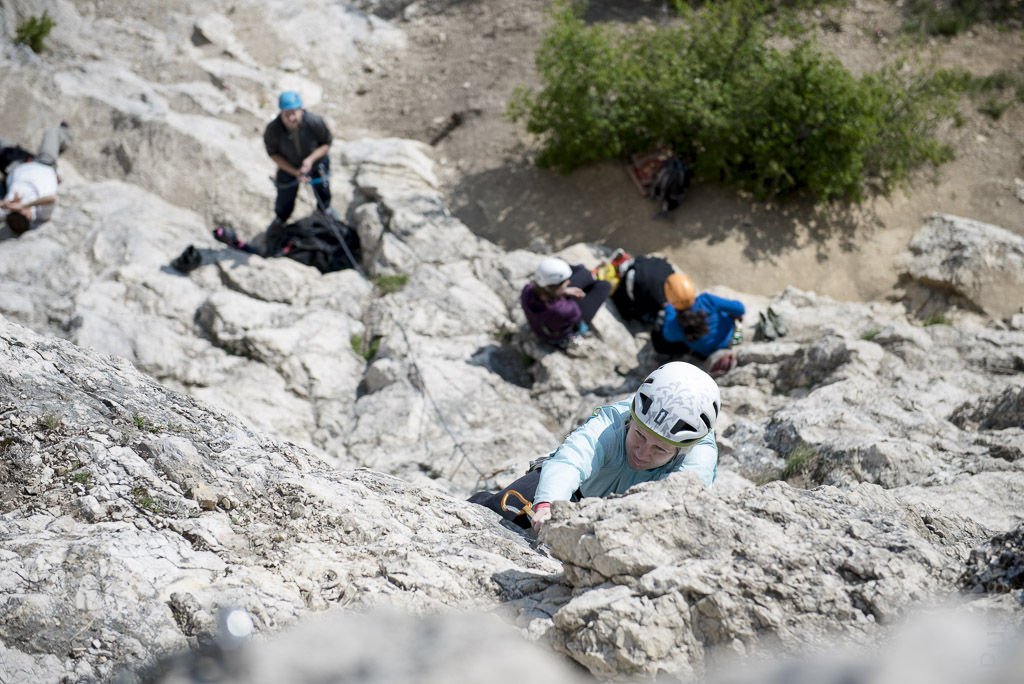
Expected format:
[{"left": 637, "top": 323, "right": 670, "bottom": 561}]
[{"left": 612, "top": 255, "right": 674, "bottom": 323}]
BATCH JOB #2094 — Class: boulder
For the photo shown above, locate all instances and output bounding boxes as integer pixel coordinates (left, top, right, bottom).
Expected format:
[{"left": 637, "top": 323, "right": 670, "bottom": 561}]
[{"left": 901, "top": 213, "right": 1024, "bottom": 320}]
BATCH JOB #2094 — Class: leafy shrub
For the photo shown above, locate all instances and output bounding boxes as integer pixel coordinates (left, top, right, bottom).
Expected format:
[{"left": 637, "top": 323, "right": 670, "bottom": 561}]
[
  {"left": 861, "top": 328, "right": 881, "bottom": 341},
  {"left": 902, "top": 0, "right": 1024, "bottom": 36},
  {"left": 38, "top": 413, "right": 61, "bottom": 430},
  {"left": 373, "top": 273, "right": 408, "bottom": 294},
  {"left": 15, "top": 11, "right": 55, "bottom": 54},
  {"left": 510, "top": 0, "right": 962, "bottom": 201},
  {"left": 958, "top": 66, "right": 1024, "bottom": 120},
  {"left": 781, "top": 442, "right": 819, "bottom": 480},
  {"left": 350, "top": 333, "right": 381, "bottom": 361}
]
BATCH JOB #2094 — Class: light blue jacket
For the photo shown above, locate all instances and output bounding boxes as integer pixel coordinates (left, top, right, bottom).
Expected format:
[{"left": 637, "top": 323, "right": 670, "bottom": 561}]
[{"left": 533, "top": 401, "right": 718, "bottom": 504}]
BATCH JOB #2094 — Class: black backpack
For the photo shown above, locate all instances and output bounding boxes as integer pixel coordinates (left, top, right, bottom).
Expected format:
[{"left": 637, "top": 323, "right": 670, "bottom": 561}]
[
  {"left": 650, "top": 156, "right": 692, "bottom": 214},
  {"left": 266, "top": 214, "right": 362, "bottom": 274}
]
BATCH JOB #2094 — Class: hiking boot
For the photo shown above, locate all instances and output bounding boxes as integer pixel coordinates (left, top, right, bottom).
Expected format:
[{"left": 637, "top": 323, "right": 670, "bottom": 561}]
[{"left": 171, "top": 245, "right": 202, "bottom": 273}]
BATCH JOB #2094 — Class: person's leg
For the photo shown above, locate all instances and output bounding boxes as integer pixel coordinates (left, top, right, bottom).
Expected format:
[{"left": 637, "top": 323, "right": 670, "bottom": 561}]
[
  {"left": 467, "top": 469, "right": 541, "bottom": 529},
  {"left": 651, "top": 325, "right": 690, "bottom": 356},
  {"left": 310, "top": 158, "right": 331, "bottom": 211},
  {"left": 578, "top": 279, "right": 612, "bottom": 324},
  {"left": 568, "top": 264, "right": 611, "bottom": 326},
  {"left": 274, "top": 169, "right": 298, "bottom": 222},
  {"left": 35, "top": 124, "right": 72, "bottom": 167}
]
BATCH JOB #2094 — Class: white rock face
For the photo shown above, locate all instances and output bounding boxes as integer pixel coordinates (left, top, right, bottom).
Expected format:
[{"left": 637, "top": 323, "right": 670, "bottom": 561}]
[
  {"left": 0, "top": 318, "right": 562, "bottom": 683},
  {"left": 2, "top": 2, "right": 1023, "bottom": 682},
  {"left": 901, "top": 213, "right": 1024, "bottom": 320}
]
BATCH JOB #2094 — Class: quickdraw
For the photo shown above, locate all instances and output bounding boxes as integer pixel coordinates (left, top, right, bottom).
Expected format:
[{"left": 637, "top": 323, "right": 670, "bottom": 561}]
[{"left": 499, "top": 490, "right": 535, "bottom": 520}]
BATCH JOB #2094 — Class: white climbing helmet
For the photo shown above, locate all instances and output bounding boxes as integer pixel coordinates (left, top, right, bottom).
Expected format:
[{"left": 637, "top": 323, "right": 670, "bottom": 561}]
[
  {"left": 630, "top": 362, "right": 720, "bottom": 447},
  {"left": 534, "top": 257, "right": 572, "bottom": 287}
]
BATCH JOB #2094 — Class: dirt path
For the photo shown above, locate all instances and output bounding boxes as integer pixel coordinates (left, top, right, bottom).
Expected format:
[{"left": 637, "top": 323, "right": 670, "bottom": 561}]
[{"left": 345, "top": 0, "right": 1023, "bottom": 303}]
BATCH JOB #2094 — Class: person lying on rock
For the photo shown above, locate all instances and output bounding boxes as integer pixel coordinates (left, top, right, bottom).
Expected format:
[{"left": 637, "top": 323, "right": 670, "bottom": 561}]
[
  {"left": 653, "top": 291, "right": 746, "bottom": 378},
  {"left": 469, "top": 361, "right": 719, "bottom": 533},
  {"left": 521, "top": 256, "right": 612, "bottom": 350},
  {"left": 1, "top": 123, "right": 72, "bottom": 236}
]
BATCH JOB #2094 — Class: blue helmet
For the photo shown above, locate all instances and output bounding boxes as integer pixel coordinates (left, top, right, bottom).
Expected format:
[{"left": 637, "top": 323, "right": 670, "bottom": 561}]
[{"left": 278, "top": 91, "right": 303, "bottom": 111}]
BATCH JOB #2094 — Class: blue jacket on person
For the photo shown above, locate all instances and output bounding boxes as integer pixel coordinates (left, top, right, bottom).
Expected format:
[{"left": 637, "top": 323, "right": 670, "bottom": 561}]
[
  {"left": 533, "top": 401, "right": 718, "bottom": 504},
  {"left": 661, "top": 292, "right": 746, "bottom": 359}
]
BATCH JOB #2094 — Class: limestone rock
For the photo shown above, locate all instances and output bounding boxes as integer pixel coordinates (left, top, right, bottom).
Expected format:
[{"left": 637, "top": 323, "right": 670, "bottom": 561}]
[
  {"left": 901, "top": 213, "right": 1024, "bottom": 320},
  {"left": 0, "top": 317, "right": 561, "bottom": 683},
  {"left": 961, "top": 524, "right": 1024, "bottom": 599},
  {"left": 537, "top": 475, "right": 989, "bottom": 680}
]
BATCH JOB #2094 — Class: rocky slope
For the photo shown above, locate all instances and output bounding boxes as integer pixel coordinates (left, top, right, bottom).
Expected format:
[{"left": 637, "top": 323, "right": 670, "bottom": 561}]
[{"left": 1, "top": 1, "right": 1023, "bottom": 682}]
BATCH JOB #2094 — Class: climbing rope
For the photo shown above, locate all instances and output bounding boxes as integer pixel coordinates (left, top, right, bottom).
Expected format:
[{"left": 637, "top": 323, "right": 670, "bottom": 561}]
[{"left": 298, "top": 181, "right": 488, "bottom": 488}]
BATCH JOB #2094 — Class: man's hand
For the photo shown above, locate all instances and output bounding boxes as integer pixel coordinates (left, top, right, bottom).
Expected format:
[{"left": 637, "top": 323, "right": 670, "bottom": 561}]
[
  {"left": 530, "top": 502, "right": 552, "bottom": 533},
  {"left": 560, "top": 285, "right": 585, "bottom": 299},
  {"left": 1, "top": 193, "right": 22, "bottom": 211},
  {"left": 299, "top": 158, "right": 314, "bottom": 176}
]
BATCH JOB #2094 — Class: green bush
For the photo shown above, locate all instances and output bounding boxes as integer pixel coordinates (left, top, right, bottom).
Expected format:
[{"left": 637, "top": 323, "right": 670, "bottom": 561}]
[
  {"left": 510, "top": 0, "right": 962, "bottom": 201},
  {"left": 15, "top": 11, "right": 55, "bottom": 54},
  {"left": 350, "top": 333, "right": 381, "bottom": 361},
  {"left": 959, "top": 67, "right": 1024, "bottom": 120},
  {"left": 902, "top": 0, "right": 1024, "bottom": 36},
  {"left": 373, "top": 273, "right": 409, "bottom": 294},
  {"left": 781, "top": 442, "right": 819, "bottom": 480}
]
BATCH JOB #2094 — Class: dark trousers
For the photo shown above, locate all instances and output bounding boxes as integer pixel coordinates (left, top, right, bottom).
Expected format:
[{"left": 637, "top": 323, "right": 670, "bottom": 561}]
[
  {"left": 468, "top": 469, "right": 581, "bottom": 530},
  {"left": 274, "top": 158, "right": 331, "bottom": 222},
  {"left": 651, "top": 326, "right": 691, "bottom": 356},
  {"left": 468, "top": 470, "right": 542, "bottom": 530},
  {"left": 569, "top": 265, "right": 612, "bottom": 325}
]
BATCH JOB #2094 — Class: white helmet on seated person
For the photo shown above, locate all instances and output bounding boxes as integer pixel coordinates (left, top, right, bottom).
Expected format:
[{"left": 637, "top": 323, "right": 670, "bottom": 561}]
[
  {"left": 534, "top": 257, "right": 572, "bottom": 287},
  {"left": 631, "top": 361, "right": 720, "bottom": 447}
]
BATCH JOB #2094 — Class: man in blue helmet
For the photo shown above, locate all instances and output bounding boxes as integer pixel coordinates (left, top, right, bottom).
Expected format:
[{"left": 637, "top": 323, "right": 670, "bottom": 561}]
[{"left": 263, "top": 91, "right": 333, "bottom": 228}]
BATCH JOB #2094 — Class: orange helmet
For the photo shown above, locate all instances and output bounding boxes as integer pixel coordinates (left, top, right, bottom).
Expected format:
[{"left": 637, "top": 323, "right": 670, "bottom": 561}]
[{"left": 664, "top": 272, "right": 696, "bottom": 310}]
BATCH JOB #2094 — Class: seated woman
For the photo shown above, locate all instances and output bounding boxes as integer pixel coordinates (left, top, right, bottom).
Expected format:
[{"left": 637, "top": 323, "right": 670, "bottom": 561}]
[
  {"left": 521, "top": 257, "right": 611, "bottom": 348},
  {"left": 654, "top": 292, "right": 745, "bottom": 377}
]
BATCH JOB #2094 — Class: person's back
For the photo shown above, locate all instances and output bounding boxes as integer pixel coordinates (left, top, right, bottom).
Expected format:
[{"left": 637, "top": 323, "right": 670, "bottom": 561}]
[
  {"left": 662, "top": 292, "right": 745, "bottom": 359},
  {"left": 521, "top": 281, "right": 581, "bottom": 345},
  {"left": 612, "top": 255, "right": 677, "bottom": 323}
]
